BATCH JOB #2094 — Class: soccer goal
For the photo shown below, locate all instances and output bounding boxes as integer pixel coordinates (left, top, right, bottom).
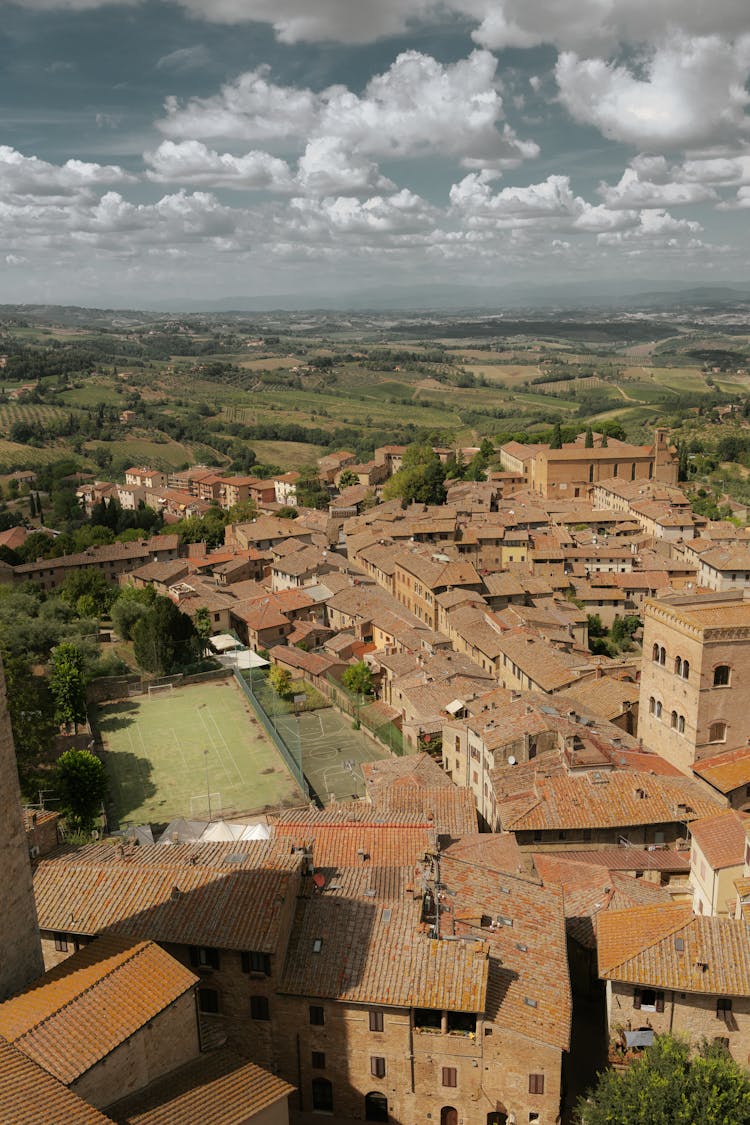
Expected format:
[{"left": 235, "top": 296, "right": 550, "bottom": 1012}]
[{"left": 148, "top": 682, "right": 175, "bottom": 698}]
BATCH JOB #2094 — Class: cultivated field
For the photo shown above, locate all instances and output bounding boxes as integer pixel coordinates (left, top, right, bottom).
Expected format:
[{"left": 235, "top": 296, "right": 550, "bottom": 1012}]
[{"left": 95, "top": 678, "right": 305, "bottom": 830}]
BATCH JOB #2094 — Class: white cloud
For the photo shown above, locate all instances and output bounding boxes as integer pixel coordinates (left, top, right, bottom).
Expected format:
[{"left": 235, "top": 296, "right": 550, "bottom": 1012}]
[
  {"left": 597, "top": 208, "right": 703, "bottom": 246},
  {"left": 0, "top": 146, "right": 134, "bottom": 201},
  {"left": 680, "top": 154, "right": 750, "bottom": 186},
  {"left": 599, "top": 167, "right": 718, "bottom": 208},
  {"left": 287, "top": 188, "right": 438, "bottom": 238},
  {"left": 144, "top": 140, "right": 293, "bottom": 189},
  {"left": 158, "top": 50, "right": 538, "bottom": 172},
  {"left": 449, "top": 171, "right": 636, "bottom": 233},
  {"left": 296, "top": 138, "right": 393, "bottom": 195},
  {"left": 556, "top": 34, "right": 750, "bottom": 149}
]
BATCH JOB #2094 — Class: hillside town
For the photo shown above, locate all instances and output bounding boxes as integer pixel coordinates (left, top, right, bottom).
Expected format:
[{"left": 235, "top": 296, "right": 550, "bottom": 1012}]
[{"left": 2, "top": 425, "right": 750, "bottom": 1124}]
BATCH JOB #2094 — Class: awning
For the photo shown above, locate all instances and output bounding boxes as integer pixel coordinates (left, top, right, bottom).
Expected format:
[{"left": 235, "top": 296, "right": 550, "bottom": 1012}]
[{"left": 625, "top": 1029, "right": 654, "bottom": 1049}]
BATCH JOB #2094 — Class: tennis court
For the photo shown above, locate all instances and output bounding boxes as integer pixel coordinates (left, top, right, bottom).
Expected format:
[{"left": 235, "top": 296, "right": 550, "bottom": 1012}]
[
  {"left": 94, "top": 679, "right": 306, "bottom": 830},
  {"left": 273, "top": 706, "right": 389, "bottom": 804}
]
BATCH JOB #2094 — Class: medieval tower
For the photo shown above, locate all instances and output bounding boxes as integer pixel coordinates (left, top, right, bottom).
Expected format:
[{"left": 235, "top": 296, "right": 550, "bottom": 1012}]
[{"left": 0, "top": 656, "right": 43, "bottom": 999}]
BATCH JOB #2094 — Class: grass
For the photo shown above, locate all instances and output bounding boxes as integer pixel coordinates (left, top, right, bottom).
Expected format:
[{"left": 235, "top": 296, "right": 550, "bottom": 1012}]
[
  {"left": 247, "top": 439, "right": 327, "bottom": 468},
  {"left": 0, "top": 440, "right": 75, "bottom": 470},
  {"left": 95, "top": 679, "right": 306, "bottom": 830},
  {"left": 84, "top": 437, "right": 207, "bottom": 470}
]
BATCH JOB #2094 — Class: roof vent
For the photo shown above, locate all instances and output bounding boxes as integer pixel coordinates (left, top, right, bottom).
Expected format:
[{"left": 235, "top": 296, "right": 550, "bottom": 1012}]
[{"left": 524, "top": 997, "right": 538, "bottom": 1008}]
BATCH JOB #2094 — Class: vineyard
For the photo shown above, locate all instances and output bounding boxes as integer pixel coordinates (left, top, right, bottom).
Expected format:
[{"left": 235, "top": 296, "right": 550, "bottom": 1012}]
[{"left": 0, "top": 404, "right": 73, "bottom": 428}]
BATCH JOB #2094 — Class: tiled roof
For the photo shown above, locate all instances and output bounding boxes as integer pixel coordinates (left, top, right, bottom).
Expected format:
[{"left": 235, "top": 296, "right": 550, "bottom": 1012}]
[
  {"left": 598, "top": 906, "right": 750, "bottom": 996},
  {"left": 440, "top": 856, "right": 570, "bottom": 1050},
  {"left": 280, "top": 891, "right": 488, "bottom": 1012},
  {"left": 273, "top": 824, "right": 435, "bottom": 868},
  {"left": 533, "top": 853, "right": 671, "bottom": 949},
  {"left": 109, "top": 1049, "right": 294, "bottom": 1125},
  {"left": 372, "top": 786, "right": 478, "bottom": 837},
  {"left": 0, "top": 1037, "right": 115, "bottom": 1125},
  {"left": 0, "top": 935, "right": 197, "bottom": 1086},
  {"left": 552, "top": 848, "right": 690, "bottom": 873},
  {"left": 34, "top": 842, "right": 301, "bottom": 952},
  {"left": 363, "top": 752, "right": 455, "bottom": 793},
  {"left": 689, "top": 809, "right": 749, "bottom": 870},
  {"left": 693, "top": 746, "right": 750, "bottom": 794},
  {"left": 497, "top": 771, "right": 722, "bottom": 832}
]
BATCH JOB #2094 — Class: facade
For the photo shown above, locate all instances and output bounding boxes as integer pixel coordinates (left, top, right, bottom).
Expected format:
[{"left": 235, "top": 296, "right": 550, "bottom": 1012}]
[
  {"left": 524, "top": 429, "right": 678, "bottom": 499},
  {"left": 639, "top": 592, "right": 750, "bottom": 774},
  {"left": 688, "top": 809, "right": 748, "bottom": 916}
]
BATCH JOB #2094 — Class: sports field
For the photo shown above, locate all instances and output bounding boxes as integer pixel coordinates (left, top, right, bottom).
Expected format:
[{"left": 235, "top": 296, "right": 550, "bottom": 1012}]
[
  {"left": 271, "top": 706, "right": 389, "bottom": 804},
  {"left": 95, "top": 679, "right": 306, "bottom": 830}
]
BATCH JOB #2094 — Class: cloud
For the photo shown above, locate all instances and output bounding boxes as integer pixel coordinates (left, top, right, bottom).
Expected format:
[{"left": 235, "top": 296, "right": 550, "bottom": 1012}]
[
  {"left": 296, "top": 138, "right": 394, "bottom": 195},
  {"left": 597, "top": 208, "right": 703, "bottom": 246},
  {"left": 0, "top": 146, "right": 134, "bottom": 201},
  {"left": 158, "top": 50, "right": 538, "bottom": 172},
  {"left": 144, "top": 139, "right": 293, "bottom": 189},
  {"left": 287, "top": 189, "right": 438, "bottom": 239},
  {"left": 156, "top": 45, "right": 211, "bottom": 71},
  {"left": 599, "top": 167, "right": 718, "bottom": 208},
  {"left": 556, "top": 34, "right": 750, "bottom": 149},
  {"left": 449, "top": 171, "right": 636, "bottom": 233}
]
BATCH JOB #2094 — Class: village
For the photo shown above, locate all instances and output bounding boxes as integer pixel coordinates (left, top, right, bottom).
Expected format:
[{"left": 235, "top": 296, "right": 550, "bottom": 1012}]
[{"left": 2, "top": 424, "right": 750, "bottom": 1125}]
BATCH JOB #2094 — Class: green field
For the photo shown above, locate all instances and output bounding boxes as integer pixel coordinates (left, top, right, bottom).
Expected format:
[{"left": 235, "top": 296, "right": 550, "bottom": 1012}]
[{"left": 95, "top": 678, "right": 305, "bottom": 830}]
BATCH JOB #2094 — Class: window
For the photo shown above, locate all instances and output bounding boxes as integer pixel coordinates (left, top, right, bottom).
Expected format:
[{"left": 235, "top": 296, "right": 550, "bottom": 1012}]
[
  {"left": 613, "top": 463, "right": 618, "bottom": 477},
  {"left": 655, "top": 700, "right": 662, "bottom": 718},
  {"left": 198, "top": 988, "right": 220, "bottom": 1014},
  {"left": 660, "top": 647, "right": 666, "bottom": 666},
  {"left": 714, "top": 665, "right": 731, "bottom": 687},
  {"left": 365, "top": 1092, "right": 388, "bottom": 1122},
  {"left": 631, "top": 462, "right": 636, "bottom": 481},
  {"left": 250, "top": 995, "right": 270, "bottom": 1021},
  {"left": 415, "top": 1008, "right": 442, "bottom": 1031},
  {"left": 678, "top": 715, "right": 685, "bottom": 734},
  {"left": 442, "top": 1067, "right": 458, "bottom": 1088},
  {"left": 709, "top": 722, "right": 727, "bottom": 743},
  {"left": 371, "top": 1057, "right": 386, "bottom": 1079},
  {"left": 53, "top": 933, "right": 68, "bottom": 952},
  {"left": 310, "top": 1005, "right": 325, "bottom": 1026},
  {"left": 717, "top": 998, "right": 733, "bottom": 1017},
  {"left": 241, "top": 951, "right": 271, "bottom": 975},
  {"left": 312, "top": 1077, "right": 333, "bottom": 1113},
  {"left": 652, "top": 643, "right": 660, "bottom": 663},
  {"left": 369, "top": 1010, "right": 384, "bottom": 1032},
  {"left": 312, "top": 1051, "right": 326, "bottom": 1070},
  {"left": 649, "top": 696, "right": 655, "bottom": 714},
  {"left": 675, "top": 656, "right": 682, "bottom": 676},
  {"left": 190, "top": 946, "right": 220, "bottom": 970},
  {"left": 634, "top": 988, "right": 664, "bottom": 1012},
  {"left": 671, "top": 710, "right": 678, "bottom": 729},
  {"left": 589, "top": 464, "right": 594, "bottom": 484},
  {"left": 682, "top": 660, "right": 690, "bottom": 680},
  {"left": 529, "top": 1074, "right": 545, "bottom": 1095}
]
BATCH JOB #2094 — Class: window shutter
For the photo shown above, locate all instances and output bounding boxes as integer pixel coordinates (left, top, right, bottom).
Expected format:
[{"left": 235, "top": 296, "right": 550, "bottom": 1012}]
[
  {"left": 655, "top": 992, "right": 665, "bottom": 1013},
  {"left": 634, "top": 988, "right": 642, "bottom": 1010}
]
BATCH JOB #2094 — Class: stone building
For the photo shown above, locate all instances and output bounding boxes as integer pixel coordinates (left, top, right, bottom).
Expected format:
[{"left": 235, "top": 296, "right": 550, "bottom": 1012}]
[
  {"left": 598, "top": 904, "right": 750, "bottom": 1064},
  {"left": 0, "top": 656, "right": 44, "bottom": 1001},
  {"left": 639, "top": 592, "right": 750, "bottom": 775}
]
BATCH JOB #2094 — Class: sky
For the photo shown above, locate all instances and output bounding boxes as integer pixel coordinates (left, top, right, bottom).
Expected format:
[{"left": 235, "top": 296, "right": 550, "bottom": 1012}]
[{"left": 1, "top": 0, "right": 749, "bottom": 308}]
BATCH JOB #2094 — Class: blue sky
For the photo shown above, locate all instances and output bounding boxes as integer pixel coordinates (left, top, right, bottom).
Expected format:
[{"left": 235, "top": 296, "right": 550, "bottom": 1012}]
[{"left": 0, "top": 0, "right": 749, "bottom": 308}]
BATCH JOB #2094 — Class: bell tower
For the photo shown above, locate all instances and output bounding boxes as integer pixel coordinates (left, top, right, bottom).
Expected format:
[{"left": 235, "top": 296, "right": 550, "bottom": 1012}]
[{"left": 0, "top": 657, "right": 43, "bottom": 999}]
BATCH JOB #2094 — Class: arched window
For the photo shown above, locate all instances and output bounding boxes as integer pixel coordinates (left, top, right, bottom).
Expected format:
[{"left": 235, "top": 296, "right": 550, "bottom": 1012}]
[
  {"left": 365, "top": 1093, "right": 389, "bottom": 1123},
  {"left": 670, "top": 711, "right": 678, "bottom": 729},
  {"left": 652, "top": 644, "right": 660, "bottom": 663},
  {"left": 682, "top": 660, "right": 690, "bottom": 680},
  {"left": 714, "top": 665, "right": 731, "bottom": 687},
  {"left": 655, "top": 700, "right": 662, "bottom": 718},
  {"left": 709, "top": 722, "right": 727, "bottom": 744},
  {"left": 312, "top": 1078, "right": 333, "bottom": 1114},
  {"left": 674, "top": 656, "right": 682, "bottom": 676},
  {"left": 659, "top": 647, "right": 666, "bottom": 666},
  {"left": 649, "top": 696, "right": 655, "bottom": 714},
  {"left": 678, "top": 715, "right": 685, "bottom": 734}
]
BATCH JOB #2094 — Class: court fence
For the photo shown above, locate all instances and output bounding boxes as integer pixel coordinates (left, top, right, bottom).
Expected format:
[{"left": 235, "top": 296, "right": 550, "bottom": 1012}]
[
  {"left": 323, "top": 674, "right": 405, "bottom": 756},
  {"left": 233, "top": 667, "right": 310, "bottom": 801}
]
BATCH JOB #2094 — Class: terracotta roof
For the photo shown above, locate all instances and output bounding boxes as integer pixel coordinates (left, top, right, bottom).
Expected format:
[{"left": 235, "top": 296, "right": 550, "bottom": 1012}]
[
  {"left": 689, "top": 809, "right": 749, "bottom": 870},
  {"left": 551, "top": 848, "right": 690, "bottom": 873},
  {"left": 0, "top": 935, "right": 197, "bottom": 1086},
  {"left": 273, "top": 824, "right": 435, "bottom": 868},
  {"left": 693, "top": 747, "right": 750, "bottom": 794},
  {"left": 280, "top": 890, "right": 489, "bottom": 1012},
  {"left": 598, "top": 906, "right": 750, "bottom": 996},
  {"left": 34, "top": 842, "right": 301, "bottom": 952},
  {"left": 0, "top": 1037, "right": 114, "bottom": 1125},
  {"left": 363, "top": 752, "right": 455, "bottom": 794},
  {"left": 109, "top": 1049, "right": 294, "bottom": 1125},
  {"left": 497, "top": 771, "right": 722, "bottom": 833},
  {"left": 372, "top": 786, "right": 478, "bottom": 837}
]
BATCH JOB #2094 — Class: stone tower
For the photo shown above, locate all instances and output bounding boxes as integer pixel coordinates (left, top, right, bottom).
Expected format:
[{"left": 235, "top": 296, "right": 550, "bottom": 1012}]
[{"left": 0, "top": 656, "right": 43, "bottom": 999}]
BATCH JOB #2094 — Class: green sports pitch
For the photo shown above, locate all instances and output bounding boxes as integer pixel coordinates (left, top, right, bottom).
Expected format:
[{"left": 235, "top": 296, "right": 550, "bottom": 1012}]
[{"left": 94, "top": 679, "right": 306, "bottom": 831}]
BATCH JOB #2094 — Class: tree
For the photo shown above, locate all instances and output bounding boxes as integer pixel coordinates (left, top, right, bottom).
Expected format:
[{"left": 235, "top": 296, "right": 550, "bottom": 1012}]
[
  {"left": 110, "top": 585, "right": 154, "bottom": 641},
  {"left": 337, "top": 469, "right": 359, "bottom": 489},
  {"left": 268, "top": 665, "right": 293, "bottom": 698},
  {"left": 3, "top": 652, "right": 57, "bottom": 793},
  {"left": 55, "top": 748, "right": 107, "bottom": 833},
  {"left": 29, "top": 492, "right": 36, "bottom": 518},
  {"left": 584, "top": 425, "right": 594, "bottom": 448},
  {"left": 194, "top": 607, "right": 212, "bottom": 655},
  {"left": 61, "top": 568, "right": 115, "bottom": 617},
  {"left": 49, "top": 642, "right": 87, "bottom": 732},
  {"left": 132, "top": 597, "right": 199, "bottom": 675},
  {"left": 383, "top": 443, "right": 446, "bottom": 505},
  {"left": 342, "top": 660, "right": 374, "bottom": 698},
  {"left": 575, "top": 1035, "right": 750, "bottom": 1125},
  {"left": 601, "top": 432, "right": 608, "bottom": 448},
  {"left": 550, "top": 421, "right": 563, "bottom": 449}
]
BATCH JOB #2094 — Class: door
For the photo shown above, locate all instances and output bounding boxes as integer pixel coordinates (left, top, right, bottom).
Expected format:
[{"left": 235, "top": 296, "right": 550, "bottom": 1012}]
[{"left": 441, "top": 1108, "right": 458, "bottom": 1125}]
